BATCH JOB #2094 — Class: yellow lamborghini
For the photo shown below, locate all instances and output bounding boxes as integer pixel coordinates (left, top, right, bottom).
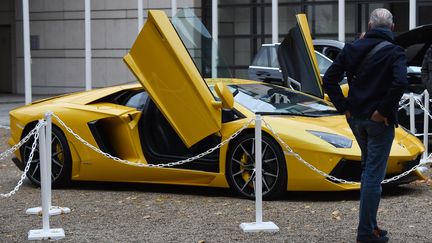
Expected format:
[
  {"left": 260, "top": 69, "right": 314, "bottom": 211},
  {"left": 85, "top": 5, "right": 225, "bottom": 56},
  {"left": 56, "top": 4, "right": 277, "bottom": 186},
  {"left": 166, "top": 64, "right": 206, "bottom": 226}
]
[{"left": 8, "top": 10, "right": 425, "bottom": 200}]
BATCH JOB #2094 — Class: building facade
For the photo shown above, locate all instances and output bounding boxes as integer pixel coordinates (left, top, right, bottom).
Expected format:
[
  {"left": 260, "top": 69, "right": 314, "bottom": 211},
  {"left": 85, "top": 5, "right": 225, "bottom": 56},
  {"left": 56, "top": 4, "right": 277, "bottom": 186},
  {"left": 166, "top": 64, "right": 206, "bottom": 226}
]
[{"left": 1, "top": 0, "right": 431, "bottom": 95}]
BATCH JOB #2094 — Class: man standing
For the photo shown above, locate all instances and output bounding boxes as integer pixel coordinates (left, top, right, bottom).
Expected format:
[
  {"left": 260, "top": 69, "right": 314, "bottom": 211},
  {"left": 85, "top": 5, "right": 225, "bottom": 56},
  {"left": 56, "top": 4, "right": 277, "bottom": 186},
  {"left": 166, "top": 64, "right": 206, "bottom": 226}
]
[{"left": 323, "top": 8, "right": 408, "bottom": 243}]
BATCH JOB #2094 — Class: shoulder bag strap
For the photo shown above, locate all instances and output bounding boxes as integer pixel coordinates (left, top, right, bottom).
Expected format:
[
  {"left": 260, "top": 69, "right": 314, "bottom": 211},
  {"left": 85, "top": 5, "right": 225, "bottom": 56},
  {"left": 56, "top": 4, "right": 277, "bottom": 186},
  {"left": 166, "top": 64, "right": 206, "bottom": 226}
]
[{"left": 354, "top": 40, "right": 392, "bottom": 76}]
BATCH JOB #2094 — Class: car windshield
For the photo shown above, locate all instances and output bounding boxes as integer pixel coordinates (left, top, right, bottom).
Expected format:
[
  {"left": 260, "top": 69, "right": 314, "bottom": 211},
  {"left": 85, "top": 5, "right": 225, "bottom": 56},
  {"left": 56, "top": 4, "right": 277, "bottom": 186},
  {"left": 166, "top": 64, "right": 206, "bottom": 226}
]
[
  {"left": 315, "top": 51, "right": 333, "bottom": 74},
  {"left": 172, "top": 8, "right": 232, "bottom": 79},
  {"left": 216, "top": 83, "right": 339, "bottom": 117}
]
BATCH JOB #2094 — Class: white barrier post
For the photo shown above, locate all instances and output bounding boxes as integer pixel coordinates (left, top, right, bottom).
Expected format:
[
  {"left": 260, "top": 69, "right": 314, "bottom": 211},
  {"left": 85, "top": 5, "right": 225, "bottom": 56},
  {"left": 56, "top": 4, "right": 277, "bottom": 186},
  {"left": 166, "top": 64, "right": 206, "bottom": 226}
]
[
  {"left": 423, "top": 90, "right": 429, "bottom": 162},
  {"left": 409, "top": 92, "right": 415, "bottom": 134},
  {"left": 240, "top": 115, "right": 279, "bottom": 233},
  {"left": 27, "top": 112, "right": 71, "bottom": 216},
  {"left": 28, "top": 122, "right": 65, "bottom": 240}
]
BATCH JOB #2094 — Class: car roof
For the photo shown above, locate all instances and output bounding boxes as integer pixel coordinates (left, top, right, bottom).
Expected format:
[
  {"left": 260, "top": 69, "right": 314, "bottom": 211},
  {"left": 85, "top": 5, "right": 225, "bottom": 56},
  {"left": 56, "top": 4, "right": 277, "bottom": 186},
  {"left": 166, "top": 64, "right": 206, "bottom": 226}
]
[{"left": 312, "top": 39, "right": 345, "bottom": 49}]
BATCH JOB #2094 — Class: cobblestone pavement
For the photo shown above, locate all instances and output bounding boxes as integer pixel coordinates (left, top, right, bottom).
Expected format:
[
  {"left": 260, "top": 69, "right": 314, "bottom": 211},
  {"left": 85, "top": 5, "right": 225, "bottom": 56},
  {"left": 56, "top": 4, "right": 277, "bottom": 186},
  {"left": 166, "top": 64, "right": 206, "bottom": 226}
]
[{"left": 0, "top": 128, "right": 431, "bottom": 242}]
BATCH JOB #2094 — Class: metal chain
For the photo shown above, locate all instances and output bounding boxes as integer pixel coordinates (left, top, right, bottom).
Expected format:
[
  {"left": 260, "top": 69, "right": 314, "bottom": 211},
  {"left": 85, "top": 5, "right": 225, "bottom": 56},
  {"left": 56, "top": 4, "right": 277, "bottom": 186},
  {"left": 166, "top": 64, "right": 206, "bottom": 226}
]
[
  {"left": 52, "top": 113, "right": 254, "bottom": 168},
  {"left": 0, "top": 121, "right": 43, "bottom": 161},
  {"left": 262, "top": 118, "right": 431, "bottom": 185},
  {"left": 413, "top": 96, "right": 432, "bottom": 120},
  {"left": 398, "top": 102, "right": 410, "bottom": 111},
  {"left": 1, "top": 121, "right": 43, "bottom": 198}
]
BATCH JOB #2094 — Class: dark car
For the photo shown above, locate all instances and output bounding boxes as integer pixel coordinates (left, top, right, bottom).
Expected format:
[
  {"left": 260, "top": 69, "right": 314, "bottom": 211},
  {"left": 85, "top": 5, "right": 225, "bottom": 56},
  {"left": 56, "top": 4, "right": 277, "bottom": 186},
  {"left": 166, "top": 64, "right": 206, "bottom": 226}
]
[
  {"left": 313, "top": 39, "right": 345, "bottom": 61},
  {"left": 248, "top": 43, "right": 334, "bottom": 91}
]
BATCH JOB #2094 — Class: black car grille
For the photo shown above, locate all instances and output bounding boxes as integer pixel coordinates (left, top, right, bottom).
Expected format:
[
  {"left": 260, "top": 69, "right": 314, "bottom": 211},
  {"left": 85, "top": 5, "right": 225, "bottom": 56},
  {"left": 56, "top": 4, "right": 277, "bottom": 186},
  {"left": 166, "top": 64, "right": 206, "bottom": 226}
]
[{"left": 327, "top": 156, "right": 421, "bottom": 184}]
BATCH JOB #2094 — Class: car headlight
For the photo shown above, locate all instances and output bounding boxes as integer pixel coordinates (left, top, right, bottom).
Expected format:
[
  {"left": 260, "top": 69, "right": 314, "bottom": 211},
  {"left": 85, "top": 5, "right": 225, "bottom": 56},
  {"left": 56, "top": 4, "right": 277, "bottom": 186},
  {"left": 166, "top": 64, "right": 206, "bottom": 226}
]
[{"left": 307, "top": 130, "right": 352, "bottom": 148}]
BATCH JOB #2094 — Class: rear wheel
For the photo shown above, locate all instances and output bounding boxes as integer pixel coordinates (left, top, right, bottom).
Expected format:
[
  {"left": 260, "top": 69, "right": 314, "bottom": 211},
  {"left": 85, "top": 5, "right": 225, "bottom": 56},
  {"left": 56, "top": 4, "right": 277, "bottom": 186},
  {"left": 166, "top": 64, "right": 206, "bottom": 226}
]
[
  {"left": 226, "top": 133, "right": 287, "bottom": 200},
  {"left": 21, "top": 125, "right": 72, "bottom": 187}
]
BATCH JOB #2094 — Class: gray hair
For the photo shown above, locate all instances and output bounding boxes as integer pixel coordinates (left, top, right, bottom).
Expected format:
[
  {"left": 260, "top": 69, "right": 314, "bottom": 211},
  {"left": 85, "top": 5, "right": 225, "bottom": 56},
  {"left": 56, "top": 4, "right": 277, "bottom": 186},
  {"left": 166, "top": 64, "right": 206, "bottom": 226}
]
[{"left": 369, "top": 8, "right": 393, "bottom": 29}]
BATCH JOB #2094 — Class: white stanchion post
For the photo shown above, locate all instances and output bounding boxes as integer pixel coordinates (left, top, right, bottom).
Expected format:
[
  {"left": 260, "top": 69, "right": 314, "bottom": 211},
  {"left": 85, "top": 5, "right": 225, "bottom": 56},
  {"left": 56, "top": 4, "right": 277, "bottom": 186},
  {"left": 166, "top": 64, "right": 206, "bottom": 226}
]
[
  {"left": 419, "top": 91, "right": 431, "bottom": 171},
  {"left": 423, "top": 91, "right": 429, "bottom": 161},
  {"left": 410, "top": 92, "right": 415, "bottom": 134},
  {"left": 28, "top": 123, "right": 65, "bottom": 241},
  {"left": 240, "top": 115, "right": 279, "bottom": 233},
  {"left": 27, "top": 112, "right": 71, "bottom": 216}
]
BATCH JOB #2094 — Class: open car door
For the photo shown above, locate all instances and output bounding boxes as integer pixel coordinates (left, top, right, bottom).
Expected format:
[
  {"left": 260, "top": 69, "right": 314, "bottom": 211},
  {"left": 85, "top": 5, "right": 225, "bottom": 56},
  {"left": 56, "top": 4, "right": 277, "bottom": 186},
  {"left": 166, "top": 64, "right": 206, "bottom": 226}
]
[
  {"left": 395, "top": 24, "right": 432, "bottom": 67},
  {"left": 278, "top": 14, "right": 324, "bottom": 99},
  {"left": 124, "top": 10, "right": 222, "bottom": 148}
]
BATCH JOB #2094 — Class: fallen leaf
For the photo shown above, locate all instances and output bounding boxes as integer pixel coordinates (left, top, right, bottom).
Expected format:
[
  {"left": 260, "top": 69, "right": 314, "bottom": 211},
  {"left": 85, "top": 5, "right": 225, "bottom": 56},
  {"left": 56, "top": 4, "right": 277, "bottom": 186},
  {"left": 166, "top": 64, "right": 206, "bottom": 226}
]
[
  {"left": 198, "top": 240, "right": 205, "bottom": 243},
  {"left": 143, "top": 215, "right": 151, "bottom": 219},
  {"left": 332, "top": 210, "right": 342, "bottom": 220}
]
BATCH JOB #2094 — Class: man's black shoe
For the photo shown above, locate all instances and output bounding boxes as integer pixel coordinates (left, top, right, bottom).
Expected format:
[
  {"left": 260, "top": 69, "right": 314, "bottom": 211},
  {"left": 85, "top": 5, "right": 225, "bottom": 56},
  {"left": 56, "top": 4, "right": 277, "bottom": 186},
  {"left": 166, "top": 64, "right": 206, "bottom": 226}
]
[
  {"left": 356, "top": 234, "right": 389, "bottom": 243},
  {"left": 374, "top": 227, "right": 387, "bottom": 237}
]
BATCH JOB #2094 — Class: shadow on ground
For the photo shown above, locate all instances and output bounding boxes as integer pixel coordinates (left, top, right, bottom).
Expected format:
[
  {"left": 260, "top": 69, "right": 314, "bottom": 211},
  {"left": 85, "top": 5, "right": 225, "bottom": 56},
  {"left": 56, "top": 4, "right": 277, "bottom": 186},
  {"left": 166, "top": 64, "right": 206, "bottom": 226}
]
[{"left": 34, "top": 179, "right": 427, "bottom": 202}]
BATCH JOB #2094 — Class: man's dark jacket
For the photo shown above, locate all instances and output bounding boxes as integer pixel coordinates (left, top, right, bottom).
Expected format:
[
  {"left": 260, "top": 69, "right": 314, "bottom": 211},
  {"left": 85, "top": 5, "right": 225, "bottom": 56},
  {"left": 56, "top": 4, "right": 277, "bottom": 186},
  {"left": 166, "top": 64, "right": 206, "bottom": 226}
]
[{"left": 323, "top": 27, "right": 408, "bottom": 124}]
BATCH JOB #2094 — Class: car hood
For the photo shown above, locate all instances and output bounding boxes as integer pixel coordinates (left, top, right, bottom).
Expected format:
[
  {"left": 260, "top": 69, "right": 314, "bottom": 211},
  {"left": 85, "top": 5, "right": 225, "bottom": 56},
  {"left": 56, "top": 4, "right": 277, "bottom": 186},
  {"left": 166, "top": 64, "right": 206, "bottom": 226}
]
[
  {"left": 395, "top": 24, "right": 432, "bottom": 66},
  {"left": 278, "top": 14, "right": 324, "bottom": 99}
]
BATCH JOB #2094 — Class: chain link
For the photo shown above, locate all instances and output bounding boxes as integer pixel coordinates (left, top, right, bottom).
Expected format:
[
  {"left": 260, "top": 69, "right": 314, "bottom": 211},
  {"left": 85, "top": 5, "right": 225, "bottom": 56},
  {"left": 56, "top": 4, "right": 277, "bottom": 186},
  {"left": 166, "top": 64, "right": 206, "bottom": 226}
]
[
  {"left": 43, "top": 113, "right": 432, "bottom": 185},
  {"left": 398, "top": 102, "right": 410, "bottom": 111},
  {"left": 0, "top": 121, "right": 43, "bottom": 161},
  {"left": 413, "top": 96, "right": 432, "bottom": 121},
  {"left": 52, "top": 113, "right": 254, "bottom": 168},
  {"left": 1, "top": 121, "right": 44, "bottom": 198},
  {"left": 262, "top": 118, "right": 431, "bottom": 185}
]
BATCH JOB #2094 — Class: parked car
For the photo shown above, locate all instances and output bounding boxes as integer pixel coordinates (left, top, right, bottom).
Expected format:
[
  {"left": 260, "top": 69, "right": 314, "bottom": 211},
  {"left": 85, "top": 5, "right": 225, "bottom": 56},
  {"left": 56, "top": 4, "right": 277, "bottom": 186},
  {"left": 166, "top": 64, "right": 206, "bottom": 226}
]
[
  {"left": 9, "top": 10, "right": 425, "bottom": 200},
  {"left": 313, "top": 39, "right": 345, "bottom": 61},
  {"left": 248, "top": 43, "right": 334, "bottom": 88}
]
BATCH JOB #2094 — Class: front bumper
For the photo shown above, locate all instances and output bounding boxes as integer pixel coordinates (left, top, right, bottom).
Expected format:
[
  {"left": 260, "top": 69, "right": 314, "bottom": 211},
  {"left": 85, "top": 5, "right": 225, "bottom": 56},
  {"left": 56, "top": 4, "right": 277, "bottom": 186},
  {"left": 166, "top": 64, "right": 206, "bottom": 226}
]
[{"left": 328, "top": 156, "right": 423, "bottom": 185}]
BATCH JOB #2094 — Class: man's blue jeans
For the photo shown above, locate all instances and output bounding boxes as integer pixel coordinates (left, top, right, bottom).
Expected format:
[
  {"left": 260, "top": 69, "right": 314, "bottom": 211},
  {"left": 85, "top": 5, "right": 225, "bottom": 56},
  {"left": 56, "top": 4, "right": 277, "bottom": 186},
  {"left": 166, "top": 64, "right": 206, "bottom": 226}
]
[{"left": 347, "top": 117, "right": 394, "bottom": 237}]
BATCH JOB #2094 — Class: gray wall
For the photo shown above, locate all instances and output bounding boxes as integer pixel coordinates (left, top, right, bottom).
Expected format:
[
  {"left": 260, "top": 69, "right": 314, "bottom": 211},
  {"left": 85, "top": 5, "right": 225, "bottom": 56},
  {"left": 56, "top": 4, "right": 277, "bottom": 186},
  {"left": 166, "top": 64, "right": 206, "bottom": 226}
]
[
  {"left": 0, "top": 0, "right": 14, "bottom": 93},
  {"left": 14, "top": 0, "right": 201, "bottom": 95}
]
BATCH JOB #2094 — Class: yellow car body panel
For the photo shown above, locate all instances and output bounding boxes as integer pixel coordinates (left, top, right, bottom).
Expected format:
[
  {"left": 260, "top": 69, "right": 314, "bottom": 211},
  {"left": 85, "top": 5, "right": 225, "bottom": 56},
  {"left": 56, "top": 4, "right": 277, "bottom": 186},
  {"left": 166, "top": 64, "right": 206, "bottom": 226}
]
[
  {"left": 124, "top": 10, "right": 221, "bottom": 148},
  {"left": 296, "top": 14, "right": 323, "bottom": 89}
]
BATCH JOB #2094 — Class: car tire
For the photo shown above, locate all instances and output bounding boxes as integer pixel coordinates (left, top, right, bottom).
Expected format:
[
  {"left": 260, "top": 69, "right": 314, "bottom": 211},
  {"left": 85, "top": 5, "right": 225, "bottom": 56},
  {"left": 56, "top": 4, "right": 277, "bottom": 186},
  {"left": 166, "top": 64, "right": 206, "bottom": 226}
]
[
  {"left": 226, "top": 132, "right": 287, "bottom": 200},
  {"left": 21, "top": 125, "right": 72, "bottom": 187}
]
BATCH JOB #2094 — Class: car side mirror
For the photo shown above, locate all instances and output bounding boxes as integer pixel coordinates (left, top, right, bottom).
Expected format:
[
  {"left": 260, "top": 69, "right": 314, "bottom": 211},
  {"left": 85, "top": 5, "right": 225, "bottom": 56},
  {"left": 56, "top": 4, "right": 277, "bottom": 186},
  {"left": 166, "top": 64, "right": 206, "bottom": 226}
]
[{"left": 213, "top": 83, "right": 234, "bottom": 109}]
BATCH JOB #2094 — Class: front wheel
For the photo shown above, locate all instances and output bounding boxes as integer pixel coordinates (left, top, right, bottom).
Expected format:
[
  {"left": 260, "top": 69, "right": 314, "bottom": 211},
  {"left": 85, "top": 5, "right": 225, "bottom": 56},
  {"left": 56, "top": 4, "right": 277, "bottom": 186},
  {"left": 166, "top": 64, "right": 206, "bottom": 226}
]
[
  {"left": 226, "top": 133, "right": 287, "bottom": 200},
  {"left": 21, "top": 125, "right": 72, "bottom": 187}
]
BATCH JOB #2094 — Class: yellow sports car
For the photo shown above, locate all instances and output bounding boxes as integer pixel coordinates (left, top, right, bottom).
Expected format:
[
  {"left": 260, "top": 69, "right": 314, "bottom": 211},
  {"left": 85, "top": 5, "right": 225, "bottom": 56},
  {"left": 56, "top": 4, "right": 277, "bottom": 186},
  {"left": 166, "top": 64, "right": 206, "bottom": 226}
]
[{"left": 8, "top": 10, "right": 425, "bottom": 200}]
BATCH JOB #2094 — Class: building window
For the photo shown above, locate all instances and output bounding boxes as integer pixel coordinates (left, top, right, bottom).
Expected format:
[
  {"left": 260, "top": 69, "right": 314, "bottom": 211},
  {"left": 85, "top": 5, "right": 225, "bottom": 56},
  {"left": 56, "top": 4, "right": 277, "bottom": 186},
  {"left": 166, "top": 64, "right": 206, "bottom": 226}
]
[{"left": 30, "top": 35, "right": 39, "bottom": 50}]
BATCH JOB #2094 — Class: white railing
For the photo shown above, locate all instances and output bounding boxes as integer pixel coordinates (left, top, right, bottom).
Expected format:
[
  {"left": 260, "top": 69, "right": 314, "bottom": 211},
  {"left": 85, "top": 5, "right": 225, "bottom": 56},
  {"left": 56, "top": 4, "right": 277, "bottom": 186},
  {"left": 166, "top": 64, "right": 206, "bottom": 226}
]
[{"left": 402, "top": 90, "right": 432, "bottom": 164}]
